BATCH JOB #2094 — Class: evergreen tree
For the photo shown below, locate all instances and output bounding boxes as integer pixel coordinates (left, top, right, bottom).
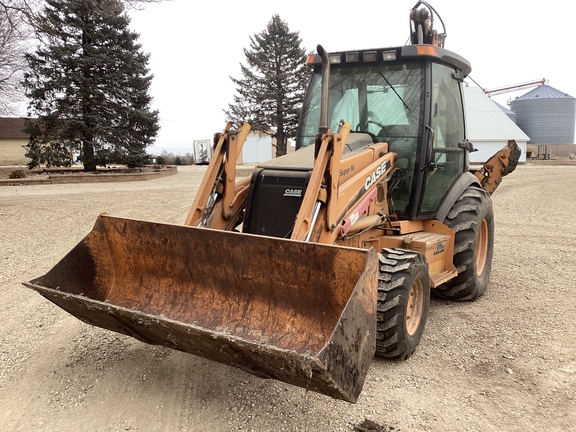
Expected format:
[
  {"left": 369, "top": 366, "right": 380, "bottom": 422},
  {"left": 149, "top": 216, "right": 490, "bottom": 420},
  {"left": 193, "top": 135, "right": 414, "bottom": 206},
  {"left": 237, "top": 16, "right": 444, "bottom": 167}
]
[
  {"left": 226, "top": 15, "right": 309, "bottom": 157},
  {"left": 23, "top": 0, "right": 159, "bottom": 170}
]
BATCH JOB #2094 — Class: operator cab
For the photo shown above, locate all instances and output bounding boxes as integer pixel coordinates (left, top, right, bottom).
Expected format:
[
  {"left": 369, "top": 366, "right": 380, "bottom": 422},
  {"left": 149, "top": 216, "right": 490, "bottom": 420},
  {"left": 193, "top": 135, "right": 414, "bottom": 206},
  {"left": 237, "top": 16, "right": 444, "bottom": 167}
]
[{"left": 296, "top": 45, "right": 472, "bottom": 221}]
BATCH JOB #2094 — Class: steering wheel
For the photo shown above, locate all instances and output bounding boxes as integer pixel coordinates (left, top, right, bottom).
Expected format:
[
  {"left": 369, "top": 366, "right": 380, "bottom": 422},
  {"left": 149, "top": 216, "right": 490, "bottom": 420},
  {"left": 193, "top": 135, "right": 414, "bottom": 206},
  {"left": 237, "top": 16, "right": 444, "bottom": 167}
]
[
  {"left": 367, "top": 120, "right": 386, "bottom": 129},
  {"left": 355, "top": 120, "right": 386, "bottom": 132}
]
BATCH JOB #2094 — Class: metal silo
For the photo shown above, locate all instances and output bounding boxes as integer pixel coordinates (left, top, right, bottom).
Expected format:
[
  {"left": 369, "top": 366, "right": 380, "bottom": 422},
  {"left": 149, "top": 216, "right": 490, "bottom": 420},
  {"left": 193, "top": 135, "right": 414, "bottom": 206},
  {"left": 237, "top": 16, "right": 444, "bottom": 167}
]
[{"left": 510, "top": 85, "right": 575, "bottom": 144}]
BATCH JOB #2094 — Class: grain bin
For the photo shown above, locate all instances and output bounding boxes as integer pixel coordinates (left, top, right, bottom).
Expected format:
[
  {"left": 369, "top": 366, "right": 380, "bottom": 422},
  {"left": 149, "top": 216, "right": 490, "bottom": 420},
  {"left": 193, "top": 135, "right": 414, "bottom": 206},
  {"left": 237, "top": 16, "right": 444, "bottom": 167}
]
[{"left": 511, "top": 85, "right": 575, "bottom": 144}]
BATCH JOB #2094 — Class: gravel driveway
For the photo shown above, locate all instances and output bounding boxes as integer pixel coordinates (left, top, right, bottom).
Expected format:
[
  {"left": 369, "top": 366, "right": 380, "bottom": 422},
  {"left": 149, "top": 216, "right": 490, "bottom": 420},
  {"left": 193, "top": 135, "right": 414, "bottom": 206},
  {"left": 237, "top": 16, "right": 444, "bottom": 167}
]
[{"left": 1, "top": 164, "right": 574, "bottom": 431}]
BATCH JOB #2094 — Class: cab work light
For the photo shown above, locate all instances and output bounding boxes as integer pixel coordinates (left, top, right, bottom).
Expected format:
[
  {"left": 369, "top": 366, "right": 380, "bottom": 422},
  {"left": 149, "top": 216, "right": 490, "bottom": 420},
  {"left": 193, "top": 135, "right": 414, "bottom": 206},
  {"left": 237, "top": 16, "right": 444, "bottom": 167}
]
[
  {"left": 329, "top": 54, "right": 341, "bottom": 64},
  {"left": 382, "top": 50, "right": 397, "bottom": 61},
  {"left": 345, "top": 52, "right": 359, "bottom": 63},
  {"left": 363, "top": 51, "right": 377, "bottom": 62}
]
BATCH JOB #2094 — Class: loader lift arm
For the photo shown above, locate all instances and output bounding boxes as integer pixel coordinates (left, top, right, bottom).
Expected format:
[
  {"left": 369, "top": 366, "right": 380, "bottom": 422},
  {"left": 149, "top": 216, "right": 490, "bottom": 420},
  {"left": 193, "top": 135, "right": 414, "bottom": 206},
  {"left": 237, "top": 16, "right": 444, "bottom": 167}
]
[{"left": 185, "top": 122, "right": 251, "bottom": 229}]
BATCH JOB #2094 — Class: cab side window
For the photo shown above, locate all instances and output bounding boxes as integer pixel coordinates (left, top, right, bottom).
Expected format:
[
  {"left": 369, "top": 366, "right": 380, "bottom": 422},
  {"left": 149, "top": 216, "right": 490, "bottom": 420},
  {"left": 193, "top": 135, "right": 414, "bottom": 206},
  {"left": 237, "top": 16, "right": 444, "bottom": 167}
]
[{"left": 420, "top": 63, "right": 465, "bottom": 214}]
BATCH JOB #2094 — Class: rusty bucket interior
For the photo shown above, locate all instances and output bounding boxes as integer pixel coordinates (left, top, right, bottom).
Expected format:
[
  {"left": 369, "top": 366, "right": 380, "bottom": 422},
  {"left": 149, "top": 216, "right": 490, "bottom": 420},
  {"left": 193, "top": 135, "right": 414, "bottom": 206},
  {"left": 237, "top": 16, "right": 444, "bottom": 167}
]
[{"left": 24, "top": 214, "right": 378, "bottom": 402}]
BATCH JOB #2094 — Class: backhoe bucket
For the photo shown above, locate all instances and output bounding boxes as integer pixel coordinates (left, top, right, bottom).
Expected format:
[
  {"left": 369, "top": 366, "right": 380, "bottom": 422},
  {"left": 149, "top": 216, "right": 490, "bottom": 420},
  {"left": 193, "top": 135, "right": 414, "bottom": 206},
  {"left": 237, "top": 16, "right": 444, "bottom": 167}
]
[{"left": 24, "top": 215, "right": 378, "bottom": 402}]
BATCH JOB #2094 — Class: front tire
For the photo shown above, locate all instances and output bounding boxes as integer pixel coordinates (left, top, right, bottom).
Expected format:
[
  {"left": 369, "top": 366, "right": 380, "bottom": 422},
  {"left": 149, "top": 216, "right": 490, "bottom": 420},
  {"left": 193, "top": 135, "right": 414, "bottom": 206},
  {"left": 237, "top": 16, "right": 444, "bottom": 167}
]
[
  {"left": 436, "top": 186, "right": 494, "bottom": 301},
  {"left": 375, "top": 248, "right": 430, "bottom": 360}
]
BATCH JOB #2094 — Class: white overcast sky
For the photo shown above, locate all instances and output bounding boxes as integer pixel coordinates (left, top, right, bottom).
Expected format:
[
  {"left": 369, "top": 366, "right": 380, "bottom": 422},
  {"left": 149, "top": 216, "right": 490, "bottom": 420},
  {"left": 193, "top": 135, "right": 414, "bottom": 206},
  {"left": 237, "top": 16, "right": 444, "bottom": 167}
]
[{"left": 129, "top": 0, "right": 572, "bottom": 154}]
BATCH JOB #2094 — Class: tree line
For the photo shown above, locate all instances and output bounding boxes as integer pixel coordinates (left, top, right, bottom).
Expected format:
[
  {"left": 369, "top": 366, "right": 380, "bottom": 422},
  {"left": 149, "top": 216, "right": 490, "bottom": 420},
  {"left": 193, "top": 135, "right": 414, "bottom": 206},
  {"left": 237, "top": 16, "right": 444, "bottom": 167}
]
[{"left": 1, "top": 1, "right": 310, "bottom": 169}]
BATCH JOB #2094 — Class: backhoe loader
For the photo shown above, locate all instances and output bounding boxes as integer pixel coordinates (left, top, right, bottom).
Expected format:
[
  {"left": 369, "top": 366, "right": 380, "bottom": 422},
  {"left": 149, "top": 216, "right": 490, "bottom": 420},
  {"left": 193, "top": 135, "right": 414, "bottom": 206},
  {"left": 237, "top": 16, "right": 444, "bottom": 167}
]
[{"left": 24, "top": 2, "right": 520, "bottom": 403}]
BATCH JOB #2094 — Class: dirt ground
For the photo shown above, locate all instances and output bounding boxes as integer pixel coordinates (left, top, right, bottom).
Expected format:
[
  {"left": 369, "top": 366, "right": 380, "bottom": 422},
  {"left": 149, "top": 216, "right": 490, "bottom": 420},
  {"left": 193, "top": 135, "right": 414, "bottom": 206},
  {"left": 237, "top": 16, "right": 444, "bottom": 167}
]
[{"left": 1, "top": 164, "right": 575, "bottom": 431}]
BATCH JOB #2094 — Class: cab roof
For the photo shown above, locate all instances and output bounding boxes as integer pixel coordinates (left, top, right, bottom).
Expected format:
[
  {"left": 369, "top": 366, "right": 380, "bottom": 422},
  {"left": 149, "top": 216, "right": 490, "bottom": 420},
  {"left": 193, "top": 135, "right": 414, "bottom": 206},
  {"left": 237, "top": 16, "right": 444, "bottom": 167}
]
[{"left": 307, "top": 45, "right": 472, "bottom": 77}]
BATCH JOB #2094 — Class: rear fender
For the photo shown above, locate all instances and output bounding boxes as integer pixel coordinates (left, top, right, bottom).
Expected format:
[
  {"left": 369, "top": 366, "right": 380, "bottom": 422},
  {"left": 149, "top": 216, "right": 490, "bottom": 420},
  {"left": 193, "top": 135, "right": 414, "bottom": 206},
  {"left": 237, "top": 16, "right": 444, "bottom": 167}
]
[{"left": 435, "top": 172, "right": 481, "bottom": 222}]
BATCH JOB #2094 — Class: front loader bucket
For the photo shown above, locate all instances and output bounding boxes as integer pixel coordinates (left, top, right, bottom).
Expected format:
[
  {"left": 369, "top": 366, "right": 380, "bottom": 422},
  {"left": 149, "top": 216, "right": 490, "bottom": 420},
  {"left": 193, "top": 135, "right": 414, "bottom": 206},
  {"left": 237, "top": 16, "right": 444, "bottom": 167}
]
[{"left": 24, "top": 215, "right": 378, "bottom": 402}]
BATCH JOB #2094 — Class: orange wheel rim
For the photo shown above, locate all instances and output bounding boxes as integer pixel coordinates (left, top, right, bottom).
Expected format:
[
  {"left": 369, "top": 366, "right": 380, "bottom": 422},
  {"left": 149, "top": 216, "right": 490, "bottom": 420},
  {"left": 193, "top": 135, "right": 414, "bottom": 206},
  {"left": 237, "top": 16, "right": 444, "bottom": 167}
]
[
  {"left": 476, "top": 219, "right": 488, "bottom": 276},
  {"left": 406, "top": 278, "right": 425, "bottom": 336}
]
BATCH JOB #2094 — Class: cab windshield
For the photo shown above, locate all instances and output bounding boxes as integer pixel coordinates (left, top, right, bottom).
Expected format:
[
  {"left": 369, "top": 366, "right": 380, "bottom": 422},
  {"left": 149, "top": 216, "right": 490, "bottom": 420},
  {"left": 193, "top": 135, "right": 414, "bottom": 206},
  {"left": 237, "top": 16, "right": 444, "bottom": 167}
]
[
  {"left": 297, "top": 62, "right": 424, "bottom": 149},
  {"left": 297, "top": 62, "right": 425, "bottom": 214}
]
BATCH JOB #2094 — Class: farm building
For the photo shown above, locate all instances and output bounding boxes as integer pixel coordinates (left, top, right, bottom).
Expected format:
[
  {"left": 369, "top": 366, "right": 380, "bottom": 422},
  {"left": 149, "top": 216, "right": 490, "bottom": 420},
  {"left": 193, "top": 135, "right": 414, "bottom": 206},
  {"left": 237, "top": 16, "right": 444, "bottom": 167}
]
[
  {"left": 464, "top": 87, "right": 530, "bottom": 163},
  {"left": 0, "top": 117, "right": 30, "bottom": 166}
]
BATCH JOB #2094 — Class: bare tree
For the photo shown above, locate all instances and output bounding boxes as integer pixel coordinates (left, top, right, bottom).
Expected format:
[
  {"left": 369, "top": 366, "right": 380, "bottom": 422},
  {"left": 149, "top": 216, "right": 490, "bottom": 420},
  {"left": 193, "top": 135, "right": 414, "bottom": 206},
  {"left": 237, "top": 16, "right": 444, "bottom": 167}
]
[{"left": 0, "top": 2, "right": 28, "bottom": 115}]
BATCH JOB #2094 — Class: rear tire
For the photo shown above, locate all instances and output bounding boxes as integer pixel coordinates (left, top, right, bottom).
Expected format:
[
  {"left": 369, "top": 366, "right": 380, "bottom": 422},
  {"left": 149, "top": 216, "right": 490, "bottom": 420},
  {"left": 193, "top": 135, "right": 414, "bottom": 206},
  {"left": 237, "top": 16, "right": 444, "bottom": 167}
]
[
  {"left": 375, "top": 248, "right": 430, "bottom": 360},
  {"left": 436, "top": 186, "right": 494, "bottom": 301}
]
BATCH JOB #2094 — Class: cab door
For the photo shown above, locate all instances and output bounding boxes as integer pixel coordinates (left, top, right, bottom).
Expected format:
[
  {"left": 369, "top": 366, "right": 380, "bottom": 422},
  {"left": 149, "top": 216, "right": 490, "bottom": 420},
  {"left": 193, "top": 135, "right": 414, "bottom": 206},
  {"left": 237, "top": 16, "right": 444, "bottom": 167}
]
[{"left": 418, "top": 62, "right": 467, "bottom": 216}]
